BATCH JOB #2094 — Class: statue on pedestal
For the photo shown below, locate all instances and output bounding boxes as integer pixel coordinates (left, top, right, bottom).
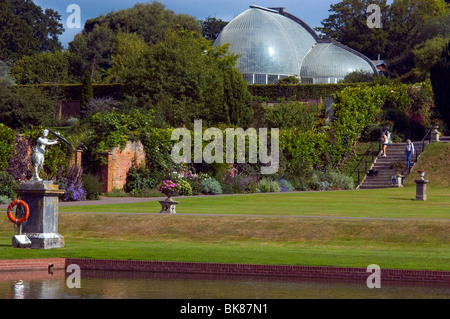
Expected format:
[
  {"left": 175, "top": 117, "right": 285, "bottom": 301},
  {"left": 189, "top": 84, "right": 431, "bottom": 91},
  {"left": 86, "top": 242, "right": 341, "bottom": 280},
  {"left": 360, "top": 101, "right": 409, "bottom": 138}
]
[{"left": 31, "top": 129, "right": 58, "bottom": 181}]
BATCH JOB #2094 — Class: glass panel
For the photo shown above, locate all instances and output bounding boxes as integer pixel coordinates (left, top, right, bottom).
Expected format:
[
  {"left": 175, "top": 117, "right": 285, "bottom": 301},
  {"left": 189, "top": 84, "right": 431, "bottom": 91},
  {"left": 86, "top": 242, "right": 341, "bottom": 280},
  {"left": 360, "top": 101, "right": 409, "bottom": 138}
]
[
  {"left": 267, "top": 74, "right": 279, "bottom": 84},
  {"left": 254, "top": 74, "right": 267, "bottom": 84},
  {"left": 242, "top": 73, "right": 254, "bottom": 84}
]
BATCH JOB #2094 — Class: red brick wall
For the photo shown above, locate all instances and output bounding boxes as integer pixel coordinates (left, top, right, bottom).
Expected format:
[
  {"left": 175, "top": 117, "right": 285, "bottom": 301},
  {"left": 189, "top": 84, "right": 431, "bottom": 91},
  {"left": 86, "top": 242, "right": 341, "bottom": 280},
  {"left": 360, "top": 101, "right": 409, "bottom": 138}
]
[
  {"left": 65, "top": 259, "right": 450, "bottom": 283},
  {"left": 1, "top": 258, "right": 449, "bottom": 283},
  {"left": 99, "top": 141, "right": 146, "bottom": 193},
  {"left": 0, "top": 258, "right": 65, "bottom": 272}
]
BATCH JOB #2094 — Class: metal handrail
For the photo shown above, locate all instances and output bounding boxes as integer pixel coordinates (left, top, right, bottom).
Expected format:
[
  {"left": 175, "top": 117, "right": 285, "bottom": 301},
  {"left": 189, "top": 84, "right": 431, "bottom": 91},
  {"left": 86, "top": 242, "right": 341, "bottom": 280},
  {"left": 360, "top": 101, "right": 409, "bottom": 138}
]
[
  {"left": 416, "top": 127, "right": 433, "bottom": 162},
  {"left": 352, "top": 142, "right": 381, "bottom": 185}
]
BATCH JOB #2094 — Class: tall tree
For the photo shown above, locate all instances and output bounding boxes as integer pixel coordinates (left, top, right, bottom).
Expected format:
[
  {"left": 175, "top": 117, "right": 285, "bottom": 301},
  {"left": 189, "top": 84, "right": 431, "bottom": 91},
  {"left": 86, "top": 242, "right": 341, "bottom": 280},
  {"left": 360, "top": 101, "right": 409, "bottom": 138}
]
[
  {"left": 201, "top": 17, "right": 228, "bottom": 42},
  {"left": 383, "top": 0, "right": 449, "bottom": 77},
  {"left": 10, "top": 51, "right": 83, "bottom": 84},
  {"left": 0, "top": 0, "right": 63, "bottom": 62},
  {"left": 315, "top": 0, "right": 388, "bottom": 60},
  {"left": 430, "top": 41, "right": 450, "bottom": 129},
  {"left": 69, "top": 1, "right": 201, "bottom": 82},
  {"left": 317, "top": 0, "right": 450, "bottom": 79},
  {"left": 110, "top": 29, "right": 253, "bottom": 127}
]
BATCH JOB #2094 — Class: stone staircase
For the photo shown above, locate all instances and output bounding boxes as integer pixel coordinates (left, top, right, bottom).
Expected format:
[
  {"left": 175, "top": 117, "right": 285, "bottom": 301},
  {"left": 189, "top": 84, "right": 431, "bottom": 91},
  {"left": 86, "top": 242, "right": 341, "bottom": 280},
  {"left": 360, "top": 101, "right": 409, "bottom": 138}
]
[{"left": 358, "top": 141, "right": 425, "bottom": 189}]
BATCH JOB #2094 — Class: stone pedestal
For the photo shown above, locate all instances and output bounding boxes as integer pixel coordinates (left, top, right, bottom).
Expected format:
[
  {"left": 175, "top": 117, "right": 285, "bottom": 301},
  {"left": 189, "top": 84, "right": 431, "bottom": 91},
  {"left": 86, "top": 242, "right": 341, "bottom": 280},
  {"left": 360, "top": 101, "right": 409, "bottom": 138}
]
[
  {"left": 15, "top": 181, "right": 65, "bottom": 249},
  {"left": 431, "top": 127, "right": 440, "bottom": 143},
  {"left": 159, "top": 199, "right": 179, "bottom": 214},
  {"left": 415, "top": 179, "right": 429, "bottom": 201}
]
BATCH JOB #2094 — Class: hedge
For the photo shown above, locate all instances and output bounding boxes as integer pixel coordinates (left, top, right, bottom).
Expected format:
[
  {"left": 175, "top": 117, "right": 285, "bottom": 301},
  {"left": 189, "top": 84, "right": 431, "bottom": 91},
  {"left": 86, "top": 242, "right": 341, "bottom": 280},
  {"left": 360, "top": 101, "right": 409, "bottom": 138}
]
[
  {"left": 248, "top": 83, "right": 361, "bottom": 101},
  {"left": 16, "top": 83, "right": 125, "bottom": 101},
  {"left": 17, "top": 83, "right": 361, "bottom": 102}
]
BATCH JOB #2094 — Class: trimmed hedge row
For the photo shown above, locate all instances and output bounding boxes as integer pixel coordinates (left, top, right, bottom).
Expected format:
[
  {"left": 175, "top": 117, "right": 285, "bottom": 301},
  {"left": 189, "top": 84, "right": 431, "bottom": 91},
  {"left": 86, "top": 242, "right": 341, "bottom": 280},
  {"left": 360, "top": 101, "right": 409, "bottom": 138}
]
[
  {"left": 17, "top": 83, "right": 125, "bottom": 101},
  {"left": 248, "top": 83, "right": 361, "bottom": 101},
  {"left": 18, "top": 83, "right": 365, "bottom": 102}
]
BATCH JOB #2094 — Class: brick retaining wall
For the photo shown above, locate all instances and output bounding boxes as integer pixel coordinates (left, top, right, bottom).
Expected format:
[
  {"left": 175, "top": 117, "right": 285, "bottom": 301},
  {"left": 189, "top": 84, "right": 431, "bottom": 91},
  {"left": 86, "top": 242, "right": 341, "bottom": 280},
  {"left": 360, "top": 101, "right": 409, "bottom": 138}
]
[
  {"left": 1, "top": 258, "right": 449, "bottom": 283},
  {"left": 66, "top": 259, "right": 450, "bottom": 283},
  {"left": 0, "top": 258, "right": 65, "bottom": 271}
]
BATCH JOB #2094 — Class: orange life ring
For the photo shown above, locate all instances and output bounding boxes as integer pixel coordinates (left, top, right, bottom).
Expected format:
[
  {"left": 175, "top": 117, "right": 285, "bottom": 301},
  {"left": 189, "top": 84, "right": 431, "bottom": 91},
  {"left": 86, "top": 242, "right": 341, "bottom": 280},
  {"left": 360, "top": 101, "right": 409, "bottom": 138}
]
[{"left": 7, "top": 200, "right": 30, "bottom": 225}]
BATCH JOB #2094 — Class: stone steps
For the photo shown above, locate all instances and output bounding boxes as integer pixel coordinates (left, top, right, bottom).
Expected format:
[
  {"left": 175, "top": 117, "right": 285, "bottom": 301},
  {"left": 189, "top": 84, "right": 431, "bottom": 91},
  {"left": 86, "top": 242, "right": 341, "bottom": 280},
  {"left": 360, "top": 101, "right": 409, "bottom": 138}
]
[{"left": 358, "top": 142, "right": 421, "bottom": 189}]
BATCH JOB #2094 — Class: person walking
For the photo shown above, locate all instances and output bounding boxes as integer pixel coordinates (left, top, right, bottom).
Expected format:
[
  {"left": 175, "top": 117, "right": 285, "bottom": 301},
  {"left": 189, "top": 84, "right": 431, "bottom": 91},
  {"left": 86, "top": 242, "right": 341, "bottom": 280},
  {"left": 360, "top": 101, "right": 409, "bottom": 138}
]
[
  {"left": 380, "top": 131, "right": 389, "bottom": 157},
  {"left": 405, "top": 139, "right": 415, "bottom": 169}
]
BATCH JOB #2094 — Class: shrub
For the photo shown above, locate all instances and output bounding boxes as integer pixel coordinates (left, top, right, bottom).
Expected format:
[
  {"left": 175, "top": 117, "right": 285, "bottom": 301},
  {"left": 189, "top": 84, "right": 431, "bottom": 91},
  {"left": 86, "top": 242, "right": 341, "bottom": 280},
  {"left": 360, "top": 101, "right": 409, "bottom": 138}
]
[
  {"left": 66, "top": 117, "right": 79, "bottom": 126},
  {"left": 7, "top": 135, "right": 32, "bottom": 182},
  {"left": 0, "top": 123, "right": 16, "bottom": 170},
  {"left": 0, "top": 83, "right": 56, "bottom": 129},
  {"left": 0, "top": 195, "right": 11, "bottom": 204},
  {"left": 125, "top": 165, "right": 157, "bottom": 193},
  {"left": 257, "top": 178, "right": 280, "bottom": 193},
  {"left": 184, "top": 173, "right": 203, "bottom": 195},
  {"left": 264, "top": 101, "right": 314, "bottom": 131},
  {"left": 57, "top": 164, "right": 86, "bottom": 201},
  {"left": 82, "top": 173, "right": 103, "bottom": 200},
  {"left": 327, "top": 171, "right": 355, "bottom": 190},
  {"left": 277, "top": 179, "right": 294, "bottom": 192},
  {"left": 290, "top": 179, "right": 310, "bottom": 191},
  {"left": 0, "top": 171, "right": 17, "bottom": 200},
  {"left": 63, "top": 183, "right": 87, "bottom": 201},
  {"left": 201, "top": 177, "right": 223, "bottom": 195},
  {"left": 178, "top": 179, "right": 193, "bottom": 196},
  {"left": 221, "top": 174, "right": 259, "bottom": 194},
  {"left": 308, "top": 180, "right": 322, "bottom": 191}
]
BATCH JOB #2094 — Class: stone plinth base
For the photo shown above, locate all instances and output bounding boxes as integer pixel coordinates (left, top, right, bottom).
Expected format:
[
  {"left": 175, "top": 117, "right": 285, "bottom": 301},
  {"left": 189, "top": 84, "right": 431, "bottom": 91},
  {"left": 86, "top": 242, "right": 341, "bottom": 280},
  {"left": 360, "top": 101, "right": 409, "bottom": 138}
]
[
  {"left": 24, "top": 233, "right": 65, "bottom": 249},
  {"left": 159, "top": 199, "right": 179, "bottom": 214},
  {"left": 15, "top": 180, "right": 65, "bottom": 249},
  {"left": 415, "top": 179, "right": 429, "bottom": 201}
]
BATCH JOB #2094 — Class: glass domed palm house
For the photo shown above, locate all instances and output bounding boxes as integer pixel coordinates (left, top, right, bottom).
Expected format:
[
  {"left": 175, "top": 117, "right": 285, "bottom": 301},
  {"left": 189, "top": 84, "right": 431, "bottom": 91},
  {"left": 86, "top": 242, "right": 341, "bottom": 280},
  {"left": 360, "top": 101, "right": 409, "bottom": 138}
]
[{"left": 214, "top": 5, "right": 378, "bottom": 84}]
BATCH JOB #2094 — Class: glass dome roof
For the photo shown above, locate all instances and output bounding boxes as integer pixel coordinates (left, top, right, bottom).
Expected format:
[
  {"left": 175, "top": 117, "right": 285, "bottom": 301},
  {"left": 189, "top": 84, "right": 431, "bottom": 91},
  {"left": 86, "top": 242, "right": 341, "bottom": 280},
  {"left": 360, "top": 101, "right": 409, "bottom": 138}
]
[
  {"left": 214, "top": 5, "right": 377, "bottom": 84},
  {"left": 214, "top": 7, "right": 317, "bottom": 76},
  {"left": 300, "top": 42, "right": 377, "bottom": 80}
]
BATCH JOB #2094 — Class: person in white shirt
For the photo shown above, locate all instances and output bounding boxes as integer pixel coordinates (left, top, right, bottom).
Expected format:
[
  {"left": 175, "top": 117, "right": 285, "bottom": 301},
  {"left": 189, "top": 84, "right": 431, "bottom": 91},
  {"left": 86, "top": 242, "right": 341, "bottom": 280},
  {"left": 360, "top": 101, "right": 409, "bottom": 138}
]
[
  {"left": 381, "top": 132, "right": 389, "bottom": 156},
  {"left": 405, "top": 139, "right": 415, "bottom": 169}
]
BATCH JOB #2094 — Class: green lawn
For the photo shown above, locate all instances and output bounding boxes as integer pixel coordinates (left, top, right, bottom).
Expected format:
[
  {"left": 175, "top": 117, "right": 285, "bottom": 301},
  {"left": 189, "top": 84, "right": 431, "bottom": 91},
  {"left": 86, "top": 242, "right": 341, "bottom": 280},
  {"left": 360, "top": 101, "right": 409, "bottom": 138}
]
[
  {"left": 1, "top": 186, "right": 449, "bottom": 271},
  {"left": 59, "top": 186, "right": 450, "bottom": 219}
]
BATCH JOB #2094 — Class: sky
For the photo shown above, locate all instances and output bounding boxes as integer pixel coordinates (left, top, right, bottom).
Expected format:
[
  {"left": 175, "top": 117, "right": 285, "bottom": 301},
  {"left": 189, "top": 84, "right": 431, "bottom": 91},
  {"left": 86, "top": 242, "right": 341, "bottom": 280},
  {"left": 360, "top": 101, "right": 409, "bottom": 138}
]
[
  {"left": 32, "top": 0, "right": 393, "bottom": 48},
  {"left": 31, "top": 0, "right": 341, "bottom": 48}
]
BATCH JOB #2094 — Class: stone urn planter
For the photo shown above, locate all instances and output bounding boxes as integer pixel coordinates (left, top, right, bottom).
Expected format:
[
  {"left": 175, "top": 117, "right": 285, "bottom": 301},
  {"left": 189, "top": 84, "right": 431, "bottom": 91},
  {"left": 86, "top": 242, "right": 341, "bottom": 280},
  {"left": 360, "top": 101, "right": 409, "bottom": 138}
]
[
  {"left": 418, "top": 170, "right": 425, "bottom": 180},
  {"left": 157, "top": 180, "right": 181, "bottom": 214}
]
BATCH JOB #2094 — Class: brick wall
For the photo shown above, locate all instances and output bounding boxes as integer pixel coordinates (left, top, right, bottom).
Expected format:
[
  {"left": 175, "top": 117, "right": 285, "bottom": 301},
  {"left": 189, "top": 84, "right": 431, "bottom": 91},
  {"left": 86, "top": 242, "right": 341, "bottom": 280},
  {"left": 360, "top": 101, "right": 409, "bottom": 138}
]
[
  {"left": 65, "top": 259, "right": 450, "bottom": 283},
  {"left": 1, "top": 258, "right": 449, "bottom": 283},
  {"left": 99, "top": 141, "right": 146, "bottom": 193},
  {"left": 0, "top": 258, "right": 65, "bottom": 272}
]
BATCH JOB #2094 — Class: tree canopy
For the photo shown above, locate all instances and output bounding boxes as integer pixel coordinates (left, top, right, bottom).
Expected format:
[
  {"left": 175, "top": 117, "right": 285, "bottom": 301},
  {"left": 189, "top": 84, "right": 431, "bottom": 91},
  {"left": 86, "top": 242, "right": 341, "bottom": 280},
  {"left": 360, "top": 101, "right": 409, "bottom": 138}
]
[
  {"left": 0, "top": 0, "right": 63, "bottom": 62},
  {"left": 110, "top": 29, "right": 252, "bottom": 128},
  {"left": 68, "top": 1, "right": 201, "bottom": 80},
  {"left": 316, "top": 0, "right": 450, "bottom": 81}
]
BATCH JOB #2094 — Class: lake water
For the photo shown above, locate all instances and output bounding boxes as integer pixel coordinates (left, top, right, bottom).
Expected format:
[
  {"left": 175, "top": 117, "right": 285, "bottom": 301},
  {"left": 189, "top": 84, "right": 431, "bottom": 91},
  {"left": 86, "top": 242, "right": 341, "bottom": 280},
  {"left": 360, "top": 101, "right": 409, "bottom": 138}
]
[{"left": 0, "top": 269, "right": 449, "bottom": 299}]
